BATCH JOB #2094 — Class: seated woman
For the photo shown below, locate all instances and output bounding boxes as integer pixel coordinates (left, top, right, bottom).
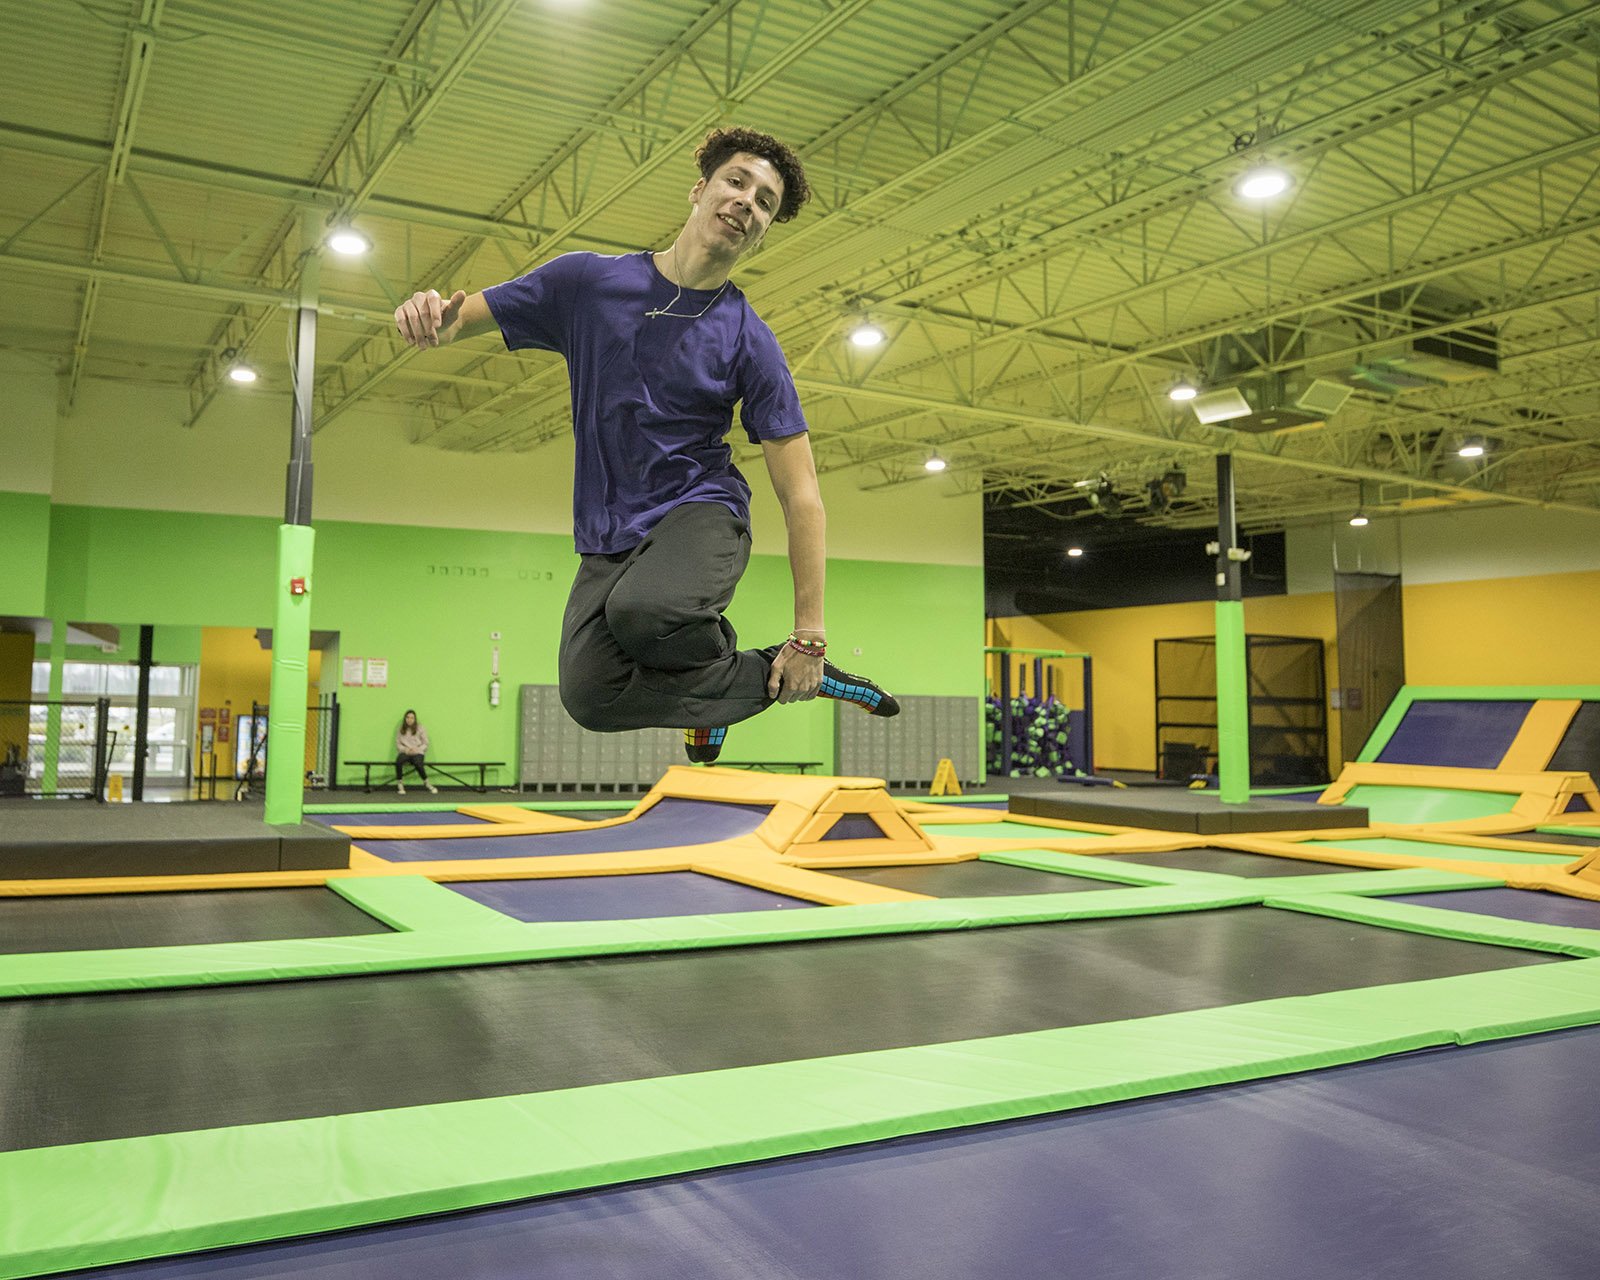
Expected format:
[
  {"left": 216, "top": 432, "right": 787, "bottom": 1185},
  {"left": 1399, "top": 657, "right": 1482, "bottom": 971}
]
[{"left": 395, "top": 709, "right": 438, "bottom": 795}]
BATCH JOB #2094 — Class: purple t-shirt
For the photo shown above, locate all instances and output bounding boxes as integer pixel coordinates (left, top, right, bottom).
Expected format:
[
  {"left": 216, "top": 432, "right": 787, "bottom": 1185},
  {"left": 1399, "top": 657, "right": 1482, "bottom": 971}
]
[{"left": 483, "top": 251, "right": 808, "bottom": 554}]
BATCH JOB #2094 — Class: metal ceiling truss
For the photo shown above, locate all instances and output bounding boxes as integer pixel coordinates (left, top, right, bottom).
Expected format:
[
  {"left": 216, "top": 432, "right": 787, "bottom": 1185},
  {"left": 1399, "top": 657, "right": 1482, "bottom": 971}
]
[{"left": 3, "top": 0, "right": 1599, "bottom": 529}]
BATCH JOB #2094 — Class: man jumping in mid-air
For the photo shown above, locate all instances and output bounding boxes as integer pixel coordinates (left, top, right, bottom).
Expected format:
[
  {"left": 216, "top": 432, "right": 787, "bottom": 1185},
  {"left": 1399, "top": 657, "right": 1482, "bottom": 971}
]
[{"left": 395, "top": 126, "right": 897, "bottom": 763}]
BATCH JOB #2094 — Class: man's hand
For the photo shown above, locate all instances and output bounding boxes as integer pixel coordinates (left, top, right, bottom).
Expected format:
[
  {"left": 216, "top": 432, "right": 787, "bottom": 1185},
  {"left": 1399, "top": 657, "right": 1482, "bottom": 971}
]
[
  {"left": 395, "top": 288, "right": 467, "bottom": 349},
  {"left": 767, "top": 645, "right": 822, "bottom": 703}
]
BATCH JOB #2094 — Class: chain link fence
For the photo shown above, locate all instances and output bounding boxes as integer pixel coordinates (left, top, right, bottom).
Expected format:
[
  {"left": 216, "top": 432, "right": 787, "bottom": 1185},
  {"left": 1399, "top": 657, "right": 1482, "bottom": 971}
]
[{"left": 0, "top": 697, "right": 113, "bottom": 800}]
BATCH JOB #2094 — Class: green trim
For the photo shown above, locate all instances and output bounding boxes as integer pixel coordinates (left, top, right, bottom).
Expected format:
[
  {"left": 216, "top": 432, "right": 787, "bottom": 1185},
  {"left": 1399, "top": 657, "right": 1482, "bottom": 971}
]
[
  {"left": 0, "top": 886, "right": 1263, "bottom": 998},
  {"left": 305, "top": 800, "right": 639, "bottom": 815},
  {"left": 1243, "top": 869, "right": 1503, "bottom": 897},
  {"left": 1304, "top": 835, "right": 1578, "bottom": 867},
  {"left": 978, "top": 849, "right": 1223, "bottom": 888},
  {"left": 908, "top": 794, "right": 1011, "bottom": 805},
  {"left": 1535, "top": 825, "right": 1600, "bottom": 839},
  {"left": 6, "top": 955, "right": 1599, "bottom": 1278},
  {"left": 1268, "top": 892, "right": 1600, "bottom": 957},
  {"left": 326, "top": 876, "right": 527, "bottom": 934},
  {"left": 1355, "top": 684, "right": 1600, "bottom": 763}
]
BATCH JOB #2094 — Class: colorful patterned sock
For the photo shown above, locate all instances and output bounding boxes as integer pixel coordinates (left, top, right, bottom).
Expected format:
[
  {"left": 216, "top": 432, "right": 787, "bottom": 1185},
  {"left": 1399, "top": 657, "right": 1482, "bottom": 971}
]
[{"left": 684, "top": 725, "right": 727, "bottom": 764}]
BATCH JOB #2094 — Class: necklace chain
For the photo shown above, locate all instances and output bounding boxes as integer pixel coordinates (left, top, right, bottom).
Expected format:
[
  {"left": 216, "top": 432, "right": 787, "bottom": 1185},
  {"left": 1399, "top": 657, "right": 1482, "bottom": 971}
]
[{"left": 645, "top": 242, "right": 728, "bottom": 320}]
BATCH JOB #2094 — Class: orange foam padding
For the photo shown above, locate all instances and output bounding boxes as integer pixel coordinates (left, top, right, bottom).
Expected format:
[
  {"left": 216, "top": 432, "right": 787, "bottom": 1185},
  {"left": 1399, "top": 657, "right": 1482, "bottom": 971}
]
[
  {"left": 0, "top": 869, "right": 344, "bottom": 897},
  {"left": 1498, "top": 700, "right": 1583, "bottom": 772},
  {"left": 453, "top": 804, "right": 599, "bottom": 828}
]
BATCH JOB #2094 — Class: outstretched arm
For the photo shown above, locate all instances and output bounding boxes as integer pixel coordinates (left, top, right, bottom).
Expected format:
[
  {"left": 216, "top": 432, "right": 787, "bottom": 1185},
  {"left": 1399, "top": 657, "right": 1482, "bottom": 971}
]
[
  {"left": 394, "top": 289, "right": 497, "bottom": 349},
  {"left": 760, "top": 432, "right": 826, "bottom": 703}
]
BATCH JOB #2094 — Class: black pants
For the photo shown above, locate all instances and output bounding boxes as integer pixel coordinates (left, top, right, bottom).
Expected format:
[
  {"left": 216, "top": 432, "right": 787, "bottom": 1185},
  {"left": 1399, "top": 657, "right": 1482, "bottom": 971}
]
[
  {"left": 559, "top": 501, "right": 775, "bottom": 732},
  {"left": 394, "top": 753, "right": 428, "bottom": 782}
]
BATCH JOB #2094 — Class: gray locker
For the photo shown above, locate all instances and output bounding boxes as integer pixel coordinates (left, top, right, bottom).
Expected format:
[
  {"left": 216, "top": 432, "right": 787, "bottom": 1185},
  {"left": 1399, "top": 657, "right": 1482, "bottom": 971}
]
[
  {"left": 833, "top": 696, "right": 981, "bottom": 790},
  {"left": 518, "top": 684, "right": 682, "bottom": 793}
]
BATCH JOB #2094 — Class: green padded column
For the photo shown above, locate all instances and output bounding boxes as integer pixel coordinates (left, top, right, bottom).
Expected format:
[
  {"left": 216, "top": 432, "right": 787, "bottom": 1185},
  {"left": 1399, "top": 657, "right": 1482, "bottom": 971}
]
[
  {"left": 40, "top": 619, "right": 66, "bottom": 795},
  {"left": 1216, "top": 598, "right": 1249, "bottom": 804},
  {"left": 264, "top": 524, "right": 314, "bottom": 825}
]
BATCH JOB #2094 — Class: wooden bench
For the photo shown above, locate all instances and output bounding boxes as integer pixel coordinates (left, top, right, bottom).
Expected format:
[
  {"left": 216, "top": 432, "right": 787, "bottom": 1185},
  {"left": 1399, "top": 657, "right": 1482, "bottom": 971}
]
[
  {"left": 718, "top": 761, "right": 824, "bottom": 775},
  {"left": 343, "top": 761, "right": 506, "bottom": 794}
]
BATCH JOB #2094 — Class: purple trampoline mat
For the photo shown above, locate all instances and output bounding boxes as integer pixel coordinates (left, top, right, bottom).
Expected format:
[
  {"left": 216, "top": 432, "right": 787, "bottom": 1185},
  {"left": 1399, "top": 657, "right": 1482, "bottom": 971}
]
[
  {"left": 359, "top": 798, "right": 772, "bottom": 861},
  {"left": 446, "top": 872, "right": 815, "bottom": 922},
  {"left": 76, "top": 1025, "right": 1600, "bottom": 1279},
  {"left": 1385, "top": 887, "right": 1600, "bottom": 931},
  {"left": 1375, "top": 698, "right": 1531, "bottom": 769}
]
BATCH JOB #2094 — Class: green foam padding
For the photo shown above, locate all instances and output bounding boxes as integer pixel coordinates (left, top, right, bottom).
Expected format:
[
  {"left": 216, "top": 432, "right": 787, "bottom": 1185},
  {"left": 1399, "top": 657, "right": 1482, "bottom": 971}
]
[
  {"left": 922, "top": 821, "right": 1107, "bottom": 840},
  {"left": 981, "top": 852, "right": 1498, "bottom": 898},
  {"left": 1268, "top": 893, "right": 1600, "bottom": 956},
  {"left": 1240, "top": 869, "right": 1504, "bottom": 897},
  {"left": 326, "top": 876, "right": 529, "bottom": 934},
  {"left": 1306, "top": 836, "right": 1579, "bottom": 867},
  {"left": 0, "top": 884, "right": 1263, "bottom": 998},
  {"left": 979, "top": 849, "right": 1223, "bottom": 887},
  {"left": 6, "top": 954, "right": 1600, "bottom": 1279},
  {"left": 1340, "top": 785, "right": 1519, "bottom": 824},
  {"left": 909, "top": 794, "right": 1011, "bottom": 804}
]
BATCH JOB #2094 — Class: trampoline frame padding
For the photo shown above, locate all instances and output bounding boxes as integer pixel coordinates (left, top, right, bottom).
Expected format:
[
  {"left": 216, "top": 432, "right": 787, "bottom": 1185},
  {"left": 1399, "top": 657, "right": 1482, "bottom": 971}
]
[{"left": 4, "top": 953, "right": 1600, "bottom": 1279}]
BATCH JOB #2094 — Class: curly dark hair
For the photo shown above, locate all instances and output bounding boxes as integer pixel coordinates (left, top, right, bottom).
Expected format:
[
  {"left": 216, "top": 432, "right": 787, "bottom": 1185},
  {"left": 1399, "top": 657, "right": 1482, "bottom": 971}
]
[{"left": 695, "top": 127, "right": 811, "bottom": 223}]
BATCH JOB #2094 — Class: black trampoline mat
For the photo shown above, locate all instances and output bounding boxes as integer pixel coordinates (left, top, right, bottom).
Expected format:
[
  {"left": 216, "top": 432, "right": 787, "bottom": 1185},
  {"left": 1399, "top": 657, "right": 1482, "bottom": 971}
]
[
  {"left": 0, "top": 888, "right": 392, "bottom": 955},
  {"left": 0, "top": 907, "right": 1556, "bottom": 1153},
  {"left": 821, "top": 861, "right": 1132, "bottom": 897},
  {"left": 1101, "top": 849, "right": 1367, "bottom": 878}
]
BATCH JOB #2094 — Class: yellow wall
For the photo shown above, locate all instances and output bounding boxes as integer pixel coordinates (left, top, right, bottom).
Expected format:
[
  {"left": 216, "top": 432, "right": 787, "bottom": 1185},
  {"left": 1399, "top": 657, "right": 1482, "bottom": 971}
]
[
  {"left": 0, "top": 632, "right": 33, "bottom": 760},
  {"left": 1402, "top": 568, "right": 1600, "bottom": 686},
  {"left": 994, "top": 566, "right": 1600, "bottom": 775},
  {"left": 992, "top": 594, "right": 1342, "bottom": 773},
  {"left": 196, "top": 628, "right": 323, "bottom": 782}
]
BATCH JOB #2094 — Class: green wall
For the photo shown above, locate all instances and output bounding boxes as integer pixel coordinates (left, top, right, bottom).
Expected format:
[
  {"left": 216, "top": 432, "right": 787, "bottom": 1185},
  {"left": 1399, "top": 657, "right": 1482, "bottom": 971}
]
[
  {"left": 17, "top": 503, "right": 982, "bottom": 784},
  {"left": 0, "top": 491, "right": 51, "bottom": 615}
]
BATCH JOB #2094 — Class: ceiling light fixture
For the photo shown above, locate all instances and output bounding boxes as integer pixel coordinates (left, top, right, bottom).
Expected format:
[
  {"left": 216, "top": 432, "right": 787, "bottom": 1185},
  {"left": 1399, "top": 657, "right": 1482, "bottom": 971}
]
[
  {"left": 1066, "top": 546, "right": 1084, "bottom": 558},
  {"left": 221, "top": 347, "right": 257, "bottom": 384},
  {"left": 326, "top": 223, "right": 371, "bottom": 256},
  {"left": 1457, "top": 437, "right": 1486, "bottom": 458},
  {"left": 1168, "top": 379, "right": 1198, "bottom": 402},
  {"left": 924, "top": 453, "right": 947, "bottom": 473},
  {"left": 1235, "top": 163, "right": 1292, "bottom": 200},
  {"left": 848, "top": 318, "right": 886, "bottom": 348},
  {"left": 1349, "top": 511, "right": 1369, "bottom": 528}
]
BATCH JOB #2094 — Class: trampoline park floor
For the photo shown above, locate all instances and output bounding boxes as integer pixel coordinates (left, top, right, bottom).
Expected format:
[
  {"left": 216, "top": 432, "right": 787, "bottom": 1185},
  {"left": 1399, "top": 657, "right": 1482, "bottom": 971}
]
[{"left": 2, "top": 761, "right": 1600, "bottom": 1278}]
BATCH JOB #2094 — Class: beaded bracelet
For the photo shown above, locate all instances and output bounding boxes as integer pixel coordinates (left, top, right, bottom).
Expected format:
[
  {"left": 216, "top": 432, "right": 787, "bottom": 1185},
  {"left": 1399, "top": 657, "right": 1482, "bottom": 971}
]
[{"left": 785, "top": 632, "right": 827, "bottom": 658}]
